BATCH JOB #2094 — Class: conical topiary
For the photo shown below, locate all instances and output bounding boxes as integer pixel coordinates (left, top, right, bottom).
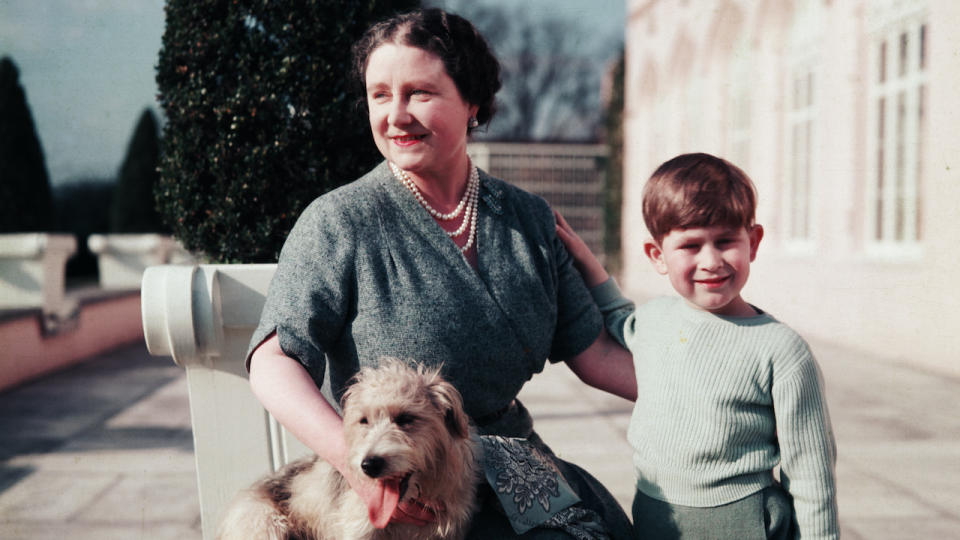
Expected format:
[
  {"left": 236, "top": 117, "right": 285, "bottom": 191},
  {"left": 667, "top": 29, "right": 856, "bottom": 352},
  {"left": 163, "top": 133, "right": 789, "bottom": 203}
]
[
  {"left": 111, "top": 108, "right": 165, "bottom": 233},
  {"left": 0, "top": 56, "right": 53, "bottom": 233}
]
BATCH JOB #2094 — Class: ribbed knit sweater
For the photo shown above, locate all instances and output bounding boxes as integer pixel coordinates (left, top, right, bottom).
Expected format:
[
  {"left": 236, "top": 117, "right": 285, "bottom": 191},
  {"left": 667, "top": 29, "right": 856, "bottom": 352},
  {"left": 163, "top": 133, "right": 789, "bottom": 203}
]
[{"left": 592, "top": 280, "right": 839, "bottom": 539}]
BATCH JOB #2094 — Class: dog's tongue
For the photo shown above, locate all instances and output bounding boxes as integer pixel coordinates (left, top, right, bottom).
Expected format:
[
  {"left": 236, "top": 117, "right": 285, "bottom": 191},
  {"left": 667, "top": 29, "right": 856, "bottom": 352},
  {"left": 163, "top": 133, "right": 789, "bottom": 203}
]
[{"left": 369, "top": 478, "right": 401, "bottom": 529}]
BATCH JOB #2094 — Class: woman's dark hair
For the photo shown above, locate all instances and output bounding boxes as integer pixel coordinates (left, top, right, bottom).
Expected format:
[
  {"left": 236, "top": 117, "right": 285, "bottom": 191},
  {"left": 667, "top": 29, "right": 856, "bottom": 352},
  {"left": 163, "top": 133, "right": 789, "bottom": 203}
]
[{"left": 351, "top": 8, "right": 501, "bottom": 131}]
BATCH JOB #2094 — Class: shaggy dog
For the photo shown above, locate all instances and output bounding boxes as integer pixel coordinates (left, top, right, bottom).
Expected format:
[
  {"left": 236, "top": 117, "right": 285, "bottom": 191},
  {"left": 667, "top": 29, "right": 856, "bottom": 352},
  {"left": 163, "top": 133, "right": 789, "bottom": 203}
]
[{"left": 217, "top": 359, "right": 480, "bottom": 540}]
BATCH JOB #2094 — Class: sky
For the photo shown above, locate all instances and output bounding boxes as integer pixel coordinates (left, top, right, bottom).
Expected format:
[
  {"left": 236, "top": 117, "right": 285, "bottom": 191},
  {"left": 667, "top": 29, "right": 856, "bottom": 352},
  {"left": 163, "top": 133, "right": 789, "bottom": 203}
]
[
  {"left": 0, "top": 0, "right": 166, "bottom": 186},
  {"left": 0, "top": 0, "right": 624, "bottom": 186}
]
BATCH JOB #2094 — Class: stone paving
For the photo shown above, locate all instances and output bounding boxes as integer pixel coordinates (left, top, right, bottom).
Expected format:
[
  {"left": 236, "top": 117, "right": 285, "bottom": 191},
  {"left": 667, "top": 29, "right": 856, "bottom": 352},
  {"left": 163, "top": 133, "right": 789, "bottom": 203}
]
[
  {"left": 0, "top": 344, "right": 199, "bottom": 539},
  {"left": 0, "top": 338, "right": 958, "bottom": 539}
]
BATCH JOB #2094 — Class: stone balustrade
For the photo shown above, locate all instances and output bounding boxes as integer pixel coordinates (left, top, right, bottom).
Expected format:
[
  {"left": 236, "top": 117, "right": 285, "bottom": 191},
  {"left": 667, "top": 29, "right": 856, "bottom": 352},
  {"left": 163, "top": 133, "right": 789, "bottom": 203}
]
[
  {"left": 88, "top": 233, "right": 195, "bottom": 289},
  {"left": 0, "top": 233, "right": 78, "bottom": 319}
]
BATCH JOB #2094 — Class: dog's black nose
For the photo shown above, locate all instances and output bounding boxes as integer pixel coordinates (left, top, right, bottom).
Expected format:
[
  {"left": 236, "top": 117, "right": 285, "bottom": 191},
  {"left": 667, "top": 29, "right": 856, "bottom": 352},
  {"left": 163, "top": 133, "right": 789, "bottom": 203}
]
[{"left": 361, "top": 456, "right": 386, "bottom": 478}]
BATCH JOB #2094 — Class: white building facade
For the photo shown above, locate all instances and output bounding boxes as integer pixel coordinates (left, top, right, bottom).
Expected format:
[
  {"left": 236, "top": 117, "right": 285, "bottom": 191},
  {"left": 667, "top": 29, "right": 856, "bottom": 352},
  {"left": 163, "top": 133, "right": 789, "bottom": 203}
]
[{"left": 622, "top": 0, "right": 960, "bottom": 376}]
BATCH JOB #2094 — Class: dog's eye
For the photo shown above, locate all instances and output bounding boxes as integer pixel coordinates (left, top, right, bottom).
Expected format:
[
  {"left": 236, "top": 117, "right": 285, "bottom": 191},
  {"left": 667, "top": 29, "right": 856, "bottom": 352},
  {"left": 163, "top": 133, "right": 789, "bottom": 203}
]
[
  {"left": 394, "top": 413, "right": 416, "bottom": 427},
  {"left": 359, "top": 417, "right": 368, "bottom": 425}
]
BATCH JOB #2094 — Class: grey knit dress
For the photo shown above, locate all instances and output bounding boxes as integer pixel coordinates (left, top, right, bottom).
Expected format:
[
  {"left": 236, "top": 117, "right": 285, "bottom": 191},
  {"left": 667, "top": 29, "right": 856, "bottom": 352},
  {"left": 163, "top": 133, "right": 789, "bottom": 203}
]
[{"left": 248, "top": 161, "right": 633, "bottom": 539}]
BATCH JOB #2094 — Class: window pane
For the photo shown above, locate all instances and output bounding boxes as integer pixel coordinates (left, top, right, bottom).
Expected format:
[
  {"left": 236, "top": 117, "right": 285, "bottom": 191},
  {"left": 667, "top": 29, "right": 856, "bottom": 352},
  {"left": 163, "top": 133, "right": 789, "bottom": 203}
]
[
  {"left": 792, "top": 77, "right": 800, "bottom": 110},
  {"left": 791, "top": 124, "right": 801, "bottom": 238},
  {"left": 802, "top": 121, "right": 811, "bottom": 238},
  {"left": 899, "top": 32, "right": 908, "bottom": 77},
  {"left": 919, "top": 24, "right": 927, "bottom": 71},
  {"left": 895, "top": 91, "right": 906, "bottom": 241},
  {"left": 876, "top": 97, "right": 885, "bottom": 240},
  {"left": 879, "top": 41, "right": 887, "bottom": 83},
  {"left": 916, "top": 84, "right": 925, "bottom": 240}
]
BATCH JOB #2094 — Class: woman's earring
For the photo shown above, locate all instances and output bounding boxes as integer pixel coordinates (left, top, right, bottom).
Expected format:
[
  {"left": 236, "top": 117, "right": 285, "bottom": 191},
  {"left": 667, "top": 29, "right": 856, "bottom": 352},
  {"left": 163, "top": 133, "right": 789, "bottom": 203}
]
[{"left": 468, "top": 116, "right": 479, "bottom": 129}]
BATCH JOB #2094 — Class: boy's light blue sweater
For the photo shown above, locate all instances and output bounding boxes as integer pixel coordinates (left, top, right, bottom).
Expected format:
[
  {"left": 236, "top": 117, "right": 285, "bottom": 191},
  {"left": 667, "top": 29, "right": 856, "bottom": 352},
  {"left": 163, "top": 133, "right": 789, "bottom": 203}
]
[{"left": 592, "top": 279, "right": 839, "bottom": 539}]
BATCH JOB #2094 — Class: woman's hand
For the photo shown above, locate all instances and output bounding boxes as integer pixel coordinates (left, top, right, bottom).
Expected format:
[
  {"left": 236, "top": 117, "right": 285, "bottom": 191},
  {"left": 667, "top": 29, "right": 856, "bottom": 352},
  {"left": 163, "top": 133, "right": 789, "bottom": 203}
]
[
  {"left": 249, "top": 334, "right": 436, "bottom": 528},
  {"left": 554, "top": 209, "right": 610, "bottom": 287}
]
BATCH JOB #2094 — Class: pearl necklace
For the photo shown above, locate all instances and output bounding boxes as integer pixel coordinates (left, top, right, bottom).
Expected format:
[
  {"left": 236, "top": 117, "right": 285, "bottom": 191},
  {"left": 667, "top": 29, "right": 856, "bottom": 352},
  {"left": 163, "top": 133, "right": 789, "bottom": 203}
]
[{"left": 391, "top": 162, "right": 480, "bottom": 254}]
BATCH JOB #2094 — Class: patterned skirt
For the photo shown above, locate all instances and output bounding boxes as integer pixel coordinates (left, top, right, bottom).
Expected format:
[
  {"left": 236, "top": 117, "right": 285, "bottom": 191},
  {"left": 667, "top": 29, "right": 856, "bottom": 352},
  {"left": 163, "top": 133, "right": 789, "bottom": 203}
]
[{"left": 465, "top": 400, "right": 634, "bottom": 540}]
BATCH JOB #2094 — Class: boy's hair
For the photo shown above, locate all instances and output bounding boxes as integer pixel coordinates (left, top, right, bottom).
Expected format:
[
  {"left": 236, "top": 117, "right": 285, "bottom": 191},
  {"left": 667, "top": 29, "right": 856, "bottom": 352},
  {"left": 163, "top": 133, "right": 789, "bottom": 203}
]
[{"left": 642, "top": 153, "right": 757, "bottom": 244}]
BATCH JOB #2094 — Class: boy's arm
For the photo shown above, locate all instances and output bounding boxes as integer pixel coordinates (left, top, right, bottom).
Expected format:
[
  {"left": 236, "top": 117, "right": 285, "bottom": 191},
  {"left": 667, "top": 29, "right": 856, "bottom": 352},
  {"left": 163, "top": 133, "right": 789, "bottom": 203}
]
[
  {"left": 589, "top": 279, "right": 635, "bottom": 348},
  {"left": 554, "top": 209, "right": 635, "bottom": 348},
  {"left": 774, "top": 349, "right": 840, "bottom": 540}
]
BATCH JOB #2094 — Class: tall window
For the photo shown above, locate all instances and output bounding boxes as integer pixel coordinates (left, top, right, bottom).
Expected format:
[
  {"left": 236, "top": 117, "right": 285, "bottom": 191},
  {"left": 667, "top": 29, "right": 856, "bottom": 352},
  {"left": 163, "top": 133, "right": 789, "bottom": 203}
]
[
  {"left": 726, "top": 39, "right": 752, "bottom": 167},
  {"left": 783, "top": 0, "right": 822, "bottom": 250},
  {"left": 786, "top": 68, "right": 815, "bottom": 243},
  {"left": 681, "top": 74, "right": 705, "bottom": 152},
  {"left": 868, "top": 14, "right": 927, "bottom": 250}
]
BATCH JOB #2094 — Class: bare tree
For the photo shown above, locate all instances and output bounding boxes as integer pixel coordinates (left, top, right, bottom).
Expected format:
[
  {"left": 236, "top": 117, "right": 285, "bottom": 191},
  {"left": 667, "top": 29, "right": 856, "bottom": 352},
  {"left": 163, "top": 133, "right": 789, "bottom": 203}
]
[{"left": 433, "top": 1, "right": 621, "bottom": 141}]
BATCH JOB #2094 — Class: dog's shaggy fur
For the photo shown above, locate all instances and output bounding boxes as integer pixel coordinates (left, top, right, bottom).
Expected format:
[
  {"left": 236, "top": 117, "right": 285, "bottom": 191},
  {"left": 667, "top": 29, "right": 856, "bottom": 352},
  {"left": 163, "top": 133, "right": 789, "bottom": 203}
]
[{"left": 217, "top": 359, "right": 480, "bottom": 540}]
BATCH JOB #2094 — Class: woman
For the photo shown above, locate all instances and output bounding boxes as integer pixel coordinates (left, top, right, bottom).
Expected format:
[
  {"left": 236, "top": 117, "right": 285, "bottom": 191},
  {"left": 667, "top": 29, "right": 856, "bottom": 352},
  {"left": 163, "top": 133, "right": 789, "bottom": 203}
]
[{"left": 247, "top": 8, "right": 635, "bottom": 538}]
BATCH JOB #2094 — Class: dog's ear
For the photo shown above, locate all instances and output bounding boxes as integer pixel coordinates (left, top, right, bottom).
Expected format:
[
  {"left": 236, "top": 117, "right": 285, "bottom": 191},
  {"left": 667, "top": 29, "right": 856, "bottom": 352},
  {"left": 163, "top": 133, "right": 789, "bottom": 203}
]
[
  {"left": 428, "top": 378, "right": 470, "bottom": 439},
  {"left": 340, "top": 378, "right": 357, "bottom": 410},
  {"left": 444, "top": 406, "right": 470, "bottom": 439},
  {"left": 340, "top": 365, "right": 369, "bottom": 410}
]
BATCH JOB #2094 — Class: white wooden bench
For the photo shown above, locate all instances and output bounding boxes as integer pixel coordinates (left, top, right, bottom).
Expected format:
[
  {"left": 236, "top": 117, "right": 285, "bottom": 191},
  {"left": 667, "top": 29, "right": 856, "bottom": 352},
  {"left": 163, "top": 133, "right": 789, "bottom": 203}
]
[{"left": 141, "top": 264, "right": 312, "bottom": 539}]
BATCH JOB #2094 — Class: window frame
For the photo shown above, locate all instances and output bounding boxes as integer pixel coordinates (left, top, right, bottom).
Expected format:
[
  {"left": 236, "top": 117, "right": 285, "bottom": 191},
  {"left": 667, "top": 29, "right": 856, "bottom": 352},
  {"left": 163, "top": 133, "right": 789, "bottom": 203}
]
[
  {"left": 783, "top": 60, "right": 818, "bottom": 253},
  {"left": 864, "top": 4, "right": 928, "bottom": 259}
]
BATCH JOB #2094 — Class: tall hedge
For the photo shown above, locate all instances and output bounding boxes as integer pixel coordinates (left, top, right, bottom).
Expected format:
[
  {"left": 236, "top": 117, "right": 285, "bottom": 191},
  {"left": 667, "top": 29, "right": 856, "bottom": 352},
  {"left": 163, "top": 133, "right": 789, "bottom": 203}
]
[
  {"left": 0, "top": 56, "right": 53, "bottom": 233},
  {"left": 156, "top": 0, "right": 419, "bottom": 263},
  {"left": 111, "top": 108, "right": 165, "bottom": 233}
]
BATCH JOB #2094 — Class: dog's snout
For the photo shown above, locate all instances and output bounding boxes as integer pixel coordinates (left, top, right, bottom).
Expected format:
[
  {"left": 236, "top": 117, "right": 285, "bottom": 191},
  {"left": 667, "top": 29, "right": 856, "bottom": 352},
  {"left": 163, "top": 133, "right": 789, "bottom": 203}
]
[{"left": 361, "top": 456, "right": 386, "bottom": 478}]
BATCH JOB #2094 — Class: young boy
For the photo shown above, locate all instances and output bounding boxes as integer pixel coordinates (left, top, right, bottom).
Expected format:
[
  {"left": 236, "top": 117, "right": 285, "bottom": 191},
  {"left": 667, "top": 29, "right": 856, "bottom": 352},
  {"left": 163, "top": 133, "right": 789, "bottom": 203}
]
[{"left": 556, "top": 153, "right": 838, "bottom": 539}]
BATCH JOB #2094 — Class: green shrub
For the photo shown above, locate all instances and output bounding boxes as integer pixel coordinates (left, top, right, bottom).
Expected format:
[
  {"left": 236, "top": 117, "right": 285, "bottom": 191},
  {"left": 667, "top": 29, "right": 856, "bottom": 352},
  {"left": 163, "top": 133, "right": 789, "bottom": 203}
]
[
  {"left": 0, "top": 56, "right": 53, "bottom": 233},
  {"left": 111, "top": 108, "right": 166, "bottom": 233},
  {"left": 155, "top": 0, "right": 419, "bottom": 263}
]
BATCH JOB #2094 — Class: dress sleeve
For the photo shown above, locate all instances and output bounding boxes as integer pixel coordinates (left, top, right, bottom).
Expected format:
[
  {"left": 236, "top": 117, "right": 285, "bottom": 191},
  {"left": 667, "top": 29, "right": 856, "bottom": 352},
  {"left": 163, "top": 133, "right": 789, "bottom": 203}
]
[
  {"left": 548, "top": 225, "right": 603, "bottom": 362},
  {"left": 773, "top": 342, "right": 840, "bottom": 540},
  {"left": 246, "top": 196, "right": 356, "bottom": 387}
]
